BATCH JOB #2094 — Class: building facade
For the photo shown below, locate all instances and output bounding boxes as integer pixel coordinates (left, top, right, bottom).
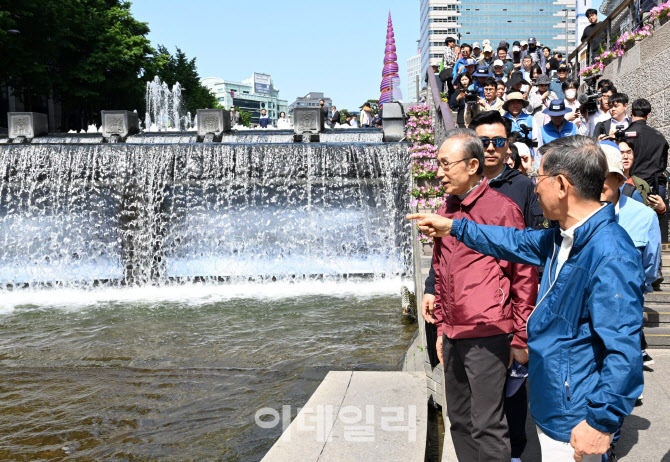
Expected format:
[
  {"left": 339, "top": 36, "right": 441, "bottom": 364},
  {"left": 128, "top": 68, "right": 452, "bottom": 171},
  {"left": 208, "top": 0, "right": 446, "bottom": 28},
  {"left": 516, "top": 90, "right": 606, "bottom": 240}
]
[
  {"left": 407, "top": 54, "right": 422, "bottom": 104},
  {"left": 201, "top": 73, "right": 289, "bottom": 126},
  {"left": 419, "top": 0, "right": 577, "bottom": 80},
  {"left": 287, "top": 92, "right": 333, "bottom": 117}
]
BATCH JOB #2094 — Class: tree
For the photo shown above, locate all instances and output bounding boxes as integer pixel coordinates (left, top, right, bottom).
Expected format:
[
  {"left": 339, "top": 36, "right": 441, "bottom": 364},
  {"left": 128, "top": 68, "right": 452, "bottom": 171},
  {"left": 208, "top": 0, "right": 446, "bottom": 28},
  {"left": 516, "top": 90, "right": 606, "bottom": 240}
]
[
  {"left": 147, "top": 46, "right": 217, "bottom": 115},
  {"left": 339, "top": 109, "right": 351, "bottom": 124},
  {"left": 239, "top": 109, "right": 252, "bottom": 127},
  {"left": 359, "top": 99, "right": 380, "bottom": 115}
]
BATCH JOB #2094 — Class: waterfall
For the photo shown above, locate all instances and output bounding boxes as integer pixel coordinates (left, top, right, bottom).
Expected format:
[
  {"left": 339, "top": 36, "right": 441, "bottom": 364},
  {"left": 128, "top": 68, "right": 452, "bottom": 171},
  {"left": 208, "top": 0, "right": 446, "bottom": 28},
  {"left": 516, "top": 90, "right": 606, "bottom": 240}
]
[{"left": 0, "top": 139, "right": 411, "bottom": 288}]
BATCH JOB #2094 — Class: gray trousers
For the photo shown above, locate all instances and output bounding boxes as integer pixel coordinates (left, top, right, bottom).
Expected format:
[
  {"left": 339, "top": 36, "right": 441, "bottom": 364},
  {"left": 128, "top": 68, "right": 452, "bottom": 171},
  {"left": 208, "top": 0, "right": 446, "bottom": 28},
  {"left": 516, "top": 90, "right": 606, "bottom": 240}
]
[{"left": 442, "top": 333, "right": 511, "bottom": 462}]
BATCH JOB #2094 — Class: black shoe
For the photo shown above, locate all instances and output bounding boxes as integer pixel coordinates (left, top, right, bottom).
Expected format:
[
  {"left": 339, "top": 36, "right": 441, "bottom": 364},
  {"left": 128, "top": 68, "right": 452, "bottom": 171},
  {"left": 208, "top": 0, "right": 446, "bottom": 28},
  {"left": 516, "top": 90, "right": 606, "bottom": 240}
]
[
  {"left": 606, "top": 444, "right": 618, "bottom": 461},
  {"left": 635, "top": 394, "right": 643, "bottom": 407},
  {"left": 642, "top": 350, "right": 655, "bottom": 366}
]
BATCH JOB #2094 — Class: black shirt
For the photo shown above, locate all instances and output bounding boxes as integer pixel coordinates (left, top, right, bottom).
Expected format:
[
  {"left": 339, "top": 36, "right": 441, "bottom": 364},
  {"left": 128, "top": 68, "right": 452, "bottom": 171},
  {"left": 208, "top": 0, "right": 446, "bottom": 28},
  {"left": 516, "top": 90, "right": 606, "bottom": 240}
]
[
  {"left": 627, "top": 119, "right": 669, "bottom": 186},
  {"left": 581, "top": 22, "right": 600, "bottom": 42}
]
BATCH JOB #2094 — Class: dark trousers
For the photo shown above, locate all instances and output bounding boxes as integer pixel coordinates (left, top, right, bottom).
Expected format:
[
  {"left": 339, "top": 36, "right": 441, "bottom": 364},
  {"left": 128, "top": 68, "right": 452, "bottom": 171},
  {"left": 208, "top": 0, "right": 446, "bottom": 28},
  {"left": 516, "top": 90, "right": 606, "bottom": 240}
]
[
  {"left": 443, "top": 334, "right": 511, "bottom": 462},
  {"left": 504, "top": 379, "right": 528, "bottom": 458}
]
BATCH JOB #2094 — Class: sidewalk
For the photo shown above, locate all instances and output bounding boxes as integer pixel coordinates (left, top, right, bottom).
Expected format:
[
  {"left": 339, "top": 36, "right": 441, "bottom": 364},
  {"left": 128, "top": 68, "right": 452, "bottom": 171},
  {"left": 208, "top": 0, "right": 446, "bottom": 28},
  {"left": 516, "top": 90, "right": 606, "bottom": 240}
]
[{"left": 441, "top": 349, "right": 670, "bottom": 461}]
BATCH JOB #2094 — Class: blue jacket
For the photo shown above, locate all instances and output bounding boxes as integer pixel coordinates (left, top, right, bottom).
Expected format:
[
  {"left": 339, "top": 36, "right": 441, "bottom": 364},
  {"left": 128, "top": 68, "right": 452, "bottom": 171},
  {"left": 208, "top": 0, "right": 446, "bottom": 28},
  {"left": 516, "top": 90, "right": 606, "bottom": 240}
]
[
  {"left": 504, "top": 111, "right": 535, "bottom": 135},
  {"left": 616, "top": 194, "right": 661, "bottom": 292},
  {"left": 259, "top": 116, "right": 271, "bottom": 128},
  {"left": 451, "top": 204, "right": 644, "bottom": 442},
  {"left": 541, "top": 120, "right": 577, "bottom": 144}
]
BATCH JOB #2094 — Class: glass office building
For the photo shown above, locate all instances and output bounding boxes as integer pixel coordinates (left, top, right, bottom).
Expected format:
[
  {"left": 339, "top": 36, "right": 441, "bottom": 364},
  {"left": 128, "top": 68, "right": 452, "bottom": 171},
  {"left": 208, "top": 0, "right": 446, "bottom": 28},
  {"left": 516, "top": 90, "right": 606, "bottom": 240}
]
[
  {"left": 407, "top": 54, "right": 422, "bottom": 104},
  {"left": 419, "top": 0, "right": 576, "bottom": 80}
]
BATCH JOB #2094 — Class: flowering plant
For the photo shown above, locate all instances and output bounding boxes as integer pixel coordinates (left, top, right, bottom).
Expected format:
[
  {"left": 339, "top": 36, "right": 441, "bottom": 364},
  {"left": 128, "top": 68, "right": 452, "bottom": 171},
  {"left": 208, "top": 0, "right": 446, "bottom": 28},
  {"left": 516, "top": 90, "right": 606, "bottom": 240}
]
[
  {"left": 418, "top": 234, "right": 433, "bottom": 244},
  {"left": 594, "top": 47, "right": 624, "bottom": 64},
  {"left": 406, "top": 104, "right": 430, "bottom": 118},
  {"left": 410, "top": 184, "right": 447, "bottom": 198},
  {"left": 632, "top": 24, "right": 654, "bottom": 39},
  {"left": 406, "top": 127, "right": 435, "bottom": 144},
  {"left": 409, "top": 144, "right": 438, "bottom": 159},
  {"left": 410, "top": 197, "right": 446, "bottom": 209},
  {"left": 650, "top": 1, "right": 670, "bottom": 21},
  {"left": 412, "top": 160, "right": 438, "bottom": 179},
  {"left": 578, "top": 62, "right": 605, "bottom": 77},
  {"left": 616, "top": 31, "right": 635, "bottom": 46}
]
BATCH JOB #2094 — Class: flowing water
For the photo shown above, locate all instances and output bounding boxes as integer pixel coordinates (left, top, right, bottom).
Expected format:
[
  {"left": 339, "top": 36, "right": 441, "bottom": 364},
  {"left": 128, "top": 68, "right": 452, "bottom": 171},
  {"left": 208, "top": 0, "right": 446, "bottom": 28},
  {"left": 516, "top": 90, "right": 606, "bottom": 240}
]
[{"left": 0, "top": 135, "right": 414, "bottom": 460}]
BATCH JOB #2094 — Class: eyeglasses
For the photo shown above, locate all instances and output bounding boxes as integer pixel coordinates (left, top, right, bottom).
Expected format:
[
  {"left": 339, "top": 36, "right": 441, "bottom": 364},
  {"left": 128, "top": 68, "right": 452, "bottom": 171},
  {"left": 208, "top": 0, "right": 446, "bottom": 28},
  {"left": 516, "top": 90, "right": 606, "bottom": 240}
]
[
  {"left": 437, "top": 157, "right": 472, "bottom": 171},
  {"left": 528, "top": 171, "right": 556, "bottom": 185},
  {"left": 480, "top": 137, "right": 506, "bottom": 148}
]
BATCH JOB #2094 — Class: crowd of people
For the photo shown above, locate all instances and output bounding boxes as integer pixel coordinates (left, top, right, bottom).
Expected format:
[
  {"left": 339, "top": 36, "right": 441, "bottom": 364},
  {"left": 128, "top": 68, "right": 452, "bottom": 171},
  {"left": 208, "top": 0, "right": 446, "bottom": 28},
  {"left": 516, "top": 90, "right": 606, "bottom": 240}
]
[{"left": 409, "top": 31, "right": 670, "bottom": 462}]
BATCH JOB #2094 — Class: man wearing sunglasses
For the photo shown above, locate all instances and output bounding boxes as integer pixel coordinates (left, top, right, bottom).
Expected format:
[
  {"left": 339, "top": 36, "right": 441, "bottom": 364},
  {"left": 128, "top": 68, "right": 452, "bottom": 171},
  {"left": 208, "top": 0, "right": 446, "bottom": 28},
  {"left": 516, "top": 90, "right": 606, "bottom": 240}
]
[
  {"left": 409, "top": 136, "right": 644, "bottom": 462},
  {"left": 419, "top": 127, "right": 538, "bottom": 462}
]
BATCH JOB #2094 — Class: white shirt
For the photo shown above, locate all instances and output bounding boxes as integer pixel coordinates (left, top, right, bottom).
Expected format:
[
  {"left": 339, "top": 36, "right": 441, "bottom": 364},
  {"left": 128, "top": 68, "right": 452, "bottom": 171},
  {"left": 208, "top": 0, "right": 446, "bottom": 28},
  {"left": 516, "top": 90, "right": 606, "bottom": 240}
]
[
  {"left": 555, "top": 205, "right": 605, "bottom": 280},
  {"left": 350, "top": 119, "right": 359, "bottom": 127},
  {"left": 592, "top": 108, "right": 611, "bottom": 126}
]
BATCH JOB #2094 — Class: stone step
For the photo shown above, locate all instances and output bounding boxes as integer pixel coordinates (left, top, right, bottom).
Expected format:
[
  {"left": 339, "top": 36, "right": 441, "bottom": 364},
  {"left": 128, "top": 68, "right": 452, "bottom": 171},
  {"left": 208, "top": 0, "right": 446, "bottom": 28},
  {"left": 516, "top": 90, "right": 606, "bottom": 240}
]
[
  {"left": 644, "top": 326, "right": 670, "bottom": 348},
  {"left": 644, "top": 292, "right": 670, "bottom": 303},
  {"left": 643, "top": 305, "right": 670, "bottom": 326}
]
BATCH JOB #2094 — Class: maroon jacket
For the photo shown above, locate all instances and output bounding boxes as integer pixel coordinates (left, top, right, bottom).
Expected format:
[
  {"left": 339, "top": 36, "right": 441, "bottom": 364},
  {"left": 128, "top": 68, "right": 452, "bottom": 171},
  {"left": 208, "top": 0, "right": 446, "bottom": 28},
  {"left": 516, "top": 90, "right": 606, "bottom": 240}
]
[{"left": 433, "top": 179, "right": 537, "bottom": 348}]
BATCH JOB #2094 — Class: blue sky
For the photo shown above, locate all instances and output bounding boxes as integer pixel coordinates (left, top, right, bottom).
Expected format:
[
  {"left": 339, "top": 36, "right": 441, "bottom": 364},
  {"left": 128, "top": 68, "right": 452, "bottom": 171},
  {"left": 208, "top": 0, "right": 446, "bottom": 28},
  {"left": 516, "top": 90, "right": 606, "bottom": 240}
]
[
  {"left": 129, "top": 1, "right": 598, "bottom": 112},
  {"left": 130, "top": 0, "right": 421, "bottom": 112}
]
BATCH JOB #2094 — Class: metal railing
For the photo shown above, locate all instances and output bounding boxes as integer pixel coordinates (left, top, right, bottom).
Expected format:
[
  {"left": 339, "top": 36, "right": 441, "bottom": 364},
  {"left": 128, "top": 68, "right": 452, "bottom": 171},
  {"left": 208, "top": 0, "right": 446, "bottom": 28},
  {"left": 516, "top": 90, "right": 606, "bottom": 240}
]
[
  {"left": 568, "top": 0, "right": 658, "bottom": 76},
  {"left": 426, "top": 69, "right": 456, "bottom": 148}
]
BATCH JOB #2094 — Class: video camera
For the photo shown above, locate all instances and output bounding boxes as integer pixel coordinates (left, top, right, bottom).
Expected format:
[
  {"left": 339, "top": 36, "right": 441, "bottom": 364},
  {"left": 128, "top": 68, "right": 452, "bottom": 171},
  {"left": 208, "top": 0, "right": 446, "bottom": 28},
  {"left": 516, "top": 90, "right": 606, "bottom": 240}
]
[
  {"left": 464, "top": 89, "right": 479, "bottom": 104},
  {"left": 613, "top": 125, "right": 627, "bottom": 143},
  {"left": 516, "top": 124, "right": 538, "bottom": 149},
  {"left": 579, "top": 76, "right": 602, "bottom": 115}
]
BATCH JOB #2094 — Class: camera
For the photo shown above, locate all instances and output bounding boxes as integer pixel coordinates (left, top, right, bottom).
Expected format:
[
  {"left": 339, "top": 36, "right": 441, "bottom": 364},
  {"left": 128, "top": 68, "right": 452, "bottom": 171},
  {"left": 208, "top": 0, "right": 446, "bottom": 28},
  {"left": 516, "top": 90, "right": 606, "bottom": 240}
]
[
  {"left": 514, "top": 124, "right": 538, "bottom": 148},
  {"left": 464, "top": 90, "right": 479, "bottom": 104},
  {"left": 580, "top": 76, "right": 601, "bottom": 115},
  {"left": 613, "top": 125, "right": 627, "bottom": 143}
]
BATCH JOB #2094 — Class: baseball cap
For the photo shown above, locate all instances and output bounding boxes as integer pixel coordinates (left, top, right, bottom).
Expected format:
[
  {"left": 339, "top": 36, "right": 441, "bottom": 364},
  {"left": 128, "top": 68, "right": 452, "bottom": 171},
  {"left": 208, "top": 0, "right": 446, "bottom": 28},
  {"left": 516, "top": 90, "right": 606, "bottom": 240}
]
[
  {"left": 498, "top": 40, "right": 509, "bottom": 50},
  {"left": 465, "top": 58, "right": 477, "bottom": 66},
  {"left": 599, "top": 141, "right": 625, "bottom": 178},
  {"left": 506, "top": 361, "right": 528, "bottom": 398},
  {"left": 558, "top": 64, "right": 570, "bottom": 72},
  {"left": 493, "top": 59, "right": 504, "bottom": 67},
  {"left": 513, "top": 45, "right": 521, "bottom": 52},
  {"left": 528, "top": 37, "right": 537, "bottom": 44},
  {"left": 472, "top": 41, "right": 481, "bottom": 49},
  {"left": 483, "top": 44, "right": 493, "bottom": 53},
  {"left": 482, "top": 39, "right": 491, "bottom": 46},
  {"left": 520, "top": 40, "right": 528, "bottom": 46}
]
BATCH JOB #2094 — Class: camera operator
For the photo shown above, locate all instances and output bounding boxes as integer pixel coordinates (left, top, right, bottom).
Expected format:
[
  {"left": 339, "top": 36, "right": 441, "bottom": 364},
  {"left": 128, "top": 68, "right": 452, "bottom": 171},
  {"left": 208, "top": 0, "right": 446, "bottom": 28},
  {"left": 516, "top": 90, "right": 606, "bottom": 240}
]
[
  {"left": 594, "top": 93, "right": 630, "bottom": 141},
  {"left": 627, "top": 98, "right": 670, "bottom": 209},
  {"left": 472, "top": 78, "right": 505, "bottom": 117},
  {"left": 450, "top": 72, "right": 476, "bottom": 127}
]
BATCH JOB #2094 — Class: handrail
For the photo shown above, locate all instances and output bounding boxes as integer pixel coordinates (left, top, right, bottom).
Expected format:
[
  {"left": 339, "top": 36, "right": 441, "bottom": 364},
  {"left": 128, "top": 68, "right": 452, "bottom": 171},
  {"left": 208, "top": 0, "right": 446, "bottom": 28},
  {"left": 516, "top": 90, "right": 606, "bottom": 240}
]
[{"left": 425, "top": 69, "right": 456, "bottom": 148}]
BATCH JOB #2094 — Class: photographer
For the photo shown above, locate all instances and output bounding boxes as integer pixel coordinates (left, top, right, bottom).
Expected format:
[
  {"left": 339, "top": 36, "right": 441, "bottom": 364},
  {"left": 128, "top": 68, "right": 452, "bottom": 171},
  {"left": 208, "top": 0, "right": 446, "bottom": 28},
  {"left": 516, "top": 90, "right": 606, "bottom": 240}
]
[
  {"left": 472, "top": 78, "right": 505, "bottom": 117},
  {"left": 450, "top": 72, "right": 475, "bottom": 127},
  {"left": 593, "top": 84, "right": 616, "bottom": 126},
  {"left": 528, "top": 74, "right": 558, "bottom": 125},
  {"left": 594, "top": 93, "right": 630, "bottom": 141}
]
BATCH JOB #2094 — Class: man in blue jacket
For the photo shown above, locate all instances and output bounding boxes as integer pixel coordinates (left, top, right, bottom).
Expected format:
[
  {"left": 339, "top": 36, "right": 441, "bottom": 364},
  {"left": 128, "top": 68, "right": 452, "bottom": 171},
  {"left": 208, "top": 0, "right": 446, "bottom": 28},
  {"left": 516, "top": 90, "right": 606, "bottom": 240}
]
[
  {"left": 540, "top": 100, "right": 577, "bottom": 145},
  {"left": 409, "top": 135, "right": 644, "bottom": 462}
]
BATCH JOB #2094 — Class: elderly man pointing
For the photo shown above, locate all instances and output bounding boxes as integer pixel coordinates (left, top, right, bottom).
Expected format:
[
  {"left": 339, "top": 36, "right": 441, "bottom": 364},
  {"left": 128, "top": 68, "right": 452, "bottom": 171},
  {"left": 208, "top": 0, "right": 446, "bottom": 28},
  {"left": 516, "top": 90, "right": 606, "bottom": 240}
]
[{"left": 409, "top": 135, "right": 644, "bottom": 462}]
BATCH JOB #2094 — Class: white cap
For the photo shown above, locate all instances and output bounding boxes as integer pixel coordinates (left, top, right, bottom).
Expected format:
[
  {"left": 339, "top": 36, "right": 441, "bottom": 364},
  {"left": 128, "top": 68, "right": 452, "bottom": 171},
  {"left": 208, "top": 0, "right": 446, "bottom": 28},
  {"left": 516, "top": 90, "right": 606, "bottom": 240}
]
[
  {"left": 513, "top": 45, "right": 521, "bottom": 52},
  {"left": 520, "top": 40, "right": 528, "bottom": 46},
  {"left": 472, "top": 42, "right": 481, "bottom": 49},
  {"left": 599, "top": 142, "right": 625, "bottom": 178},
  {"left": 483, "top": 39, "right": 491, "bottom": 46},
  {"left": 493, "top": 59, "right": 504, "bottom": 67}
]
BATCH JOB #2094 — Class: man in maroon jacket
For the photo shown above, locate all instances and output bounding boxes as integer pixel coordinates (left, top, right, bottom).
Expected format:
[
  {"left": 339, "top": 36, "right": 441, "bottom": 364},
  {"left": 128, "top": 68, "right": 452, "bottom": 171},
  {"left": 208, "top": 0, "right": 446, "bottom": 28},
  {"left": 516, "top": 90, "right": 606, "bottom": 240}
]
[{"left": 431, "top": 128, "right": 538, "bottom": 461}]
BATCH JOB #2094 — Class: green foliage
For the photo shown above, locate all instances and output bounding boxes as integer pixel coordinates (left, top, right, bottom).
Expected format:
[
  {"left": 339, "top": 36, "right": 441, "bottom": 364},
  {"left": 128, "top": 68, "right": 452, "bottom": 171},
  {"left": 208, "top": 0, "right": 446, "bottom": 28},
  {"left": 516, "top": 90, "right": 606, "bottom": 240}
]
[
  {"left": 0, "top": 0, "right": 213, "bottom": 130},
  {"left": 147, "top": 45, "right": 217, "bottom": 115},
  {"left": 239, "top": 109, "right": 252, "bottom": 127},
  {"left": 339, "top": 109, "right": 351, "bottom": 124}
]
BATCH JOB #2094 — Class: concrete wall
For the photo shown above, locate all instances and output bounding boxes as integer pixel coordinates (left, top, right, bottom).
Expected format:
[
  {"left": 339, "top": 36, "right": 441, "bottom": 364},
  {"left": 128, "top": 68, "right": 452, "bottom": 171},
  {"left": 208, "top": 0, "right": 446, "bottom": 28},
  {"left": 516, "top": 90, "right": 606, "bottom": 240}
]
[{"left": 602, "top": 20, "right": 670, "bottom": 140}]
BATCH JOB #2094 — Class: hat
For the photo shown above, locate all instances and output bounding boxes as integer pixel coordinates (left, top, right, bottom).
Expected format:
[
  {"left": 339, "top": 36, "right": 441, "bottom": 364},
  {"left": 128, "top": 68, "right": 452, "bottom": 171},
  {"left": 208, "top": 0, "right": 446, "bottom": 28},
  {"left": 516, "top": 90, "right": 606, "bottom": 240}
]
[
  {"left": 513, "top": 40, "right": 521, "bottom": 46},
  {"left": 493, "top": 59, "right": 504, "bottom": 67},
  {"left": 506, "top": 71, "right": 530, "bottom": 89},
  {"left": 502, "top": 92, "right": 530, "bottom": 111},
  {"left": 599, "top": 141, "right": 625, "bottom": 178},
  {"left": 535, "top": 74, "right": 552, "bottom": 85},
  {"left": 498, "top": 40, "right": 509, "bottom": 50},
  {"left": 483, "top": 44, "right": 493, "bottom": 53},
  {"left": 520, "top": 40, "right": 528, "bottom": 46},
  {"left": 506, "top": 361, "right": 528, "bottom": 397},
  {"left": 482, "top": 39, "right": 491, "bottom": 46},
  {"left": 557, "top": 64, "right": 570, "bottom": 72},
  {"left": 472, "top": 41, "right": 481, "bottom": 49},
  {"left": 512, "top": 45, "right": 521, "bottom": 53},
  {"left": 528, "top": 37, "right": 537, "bottom": 44},
  {"left": 473, "top": 66, "right": 492, "bottom": 77},
  {"left": 543, "top": 99, "right": 573, "bottom": 116},
  {"left": 465, "top": 58, "right": 477, "bottom": 66}
]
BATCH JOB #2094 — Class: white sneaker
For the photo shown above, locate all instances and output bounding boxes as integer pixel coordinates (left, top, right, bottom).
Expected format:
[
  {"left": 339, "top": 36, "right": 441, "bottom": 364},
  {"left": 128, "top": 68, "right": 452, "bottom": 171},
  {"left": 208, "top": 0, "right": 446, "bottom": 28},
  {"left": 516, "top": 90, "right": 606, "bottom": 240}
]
[{"left": 512, "top": 459, "right": 522, "bottom": 462}]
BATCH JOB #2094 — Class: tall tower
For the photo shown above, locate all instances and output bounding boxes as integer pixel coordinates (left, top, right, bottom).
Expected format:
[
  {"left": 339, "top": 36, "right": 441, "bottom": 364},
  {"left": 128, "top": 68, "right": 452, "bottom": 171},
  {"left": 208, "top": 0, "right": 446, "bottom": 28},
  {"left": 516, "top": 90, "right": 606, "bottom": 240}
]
[{"left": 379, "top": 13, "right": 399, "bottom": 107}]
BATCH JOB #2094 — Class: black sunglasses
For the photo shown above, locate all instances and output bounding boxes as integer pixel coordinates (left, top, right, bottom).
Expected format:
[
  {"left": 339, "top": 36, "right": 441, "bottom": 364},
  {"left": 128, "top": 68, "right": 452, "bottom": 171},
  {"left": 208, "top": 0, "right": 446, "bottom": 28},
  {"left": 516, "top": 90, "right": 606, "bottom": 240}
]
[{"left": 480, "top": 137, "right": 506, "bottom": 148}]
